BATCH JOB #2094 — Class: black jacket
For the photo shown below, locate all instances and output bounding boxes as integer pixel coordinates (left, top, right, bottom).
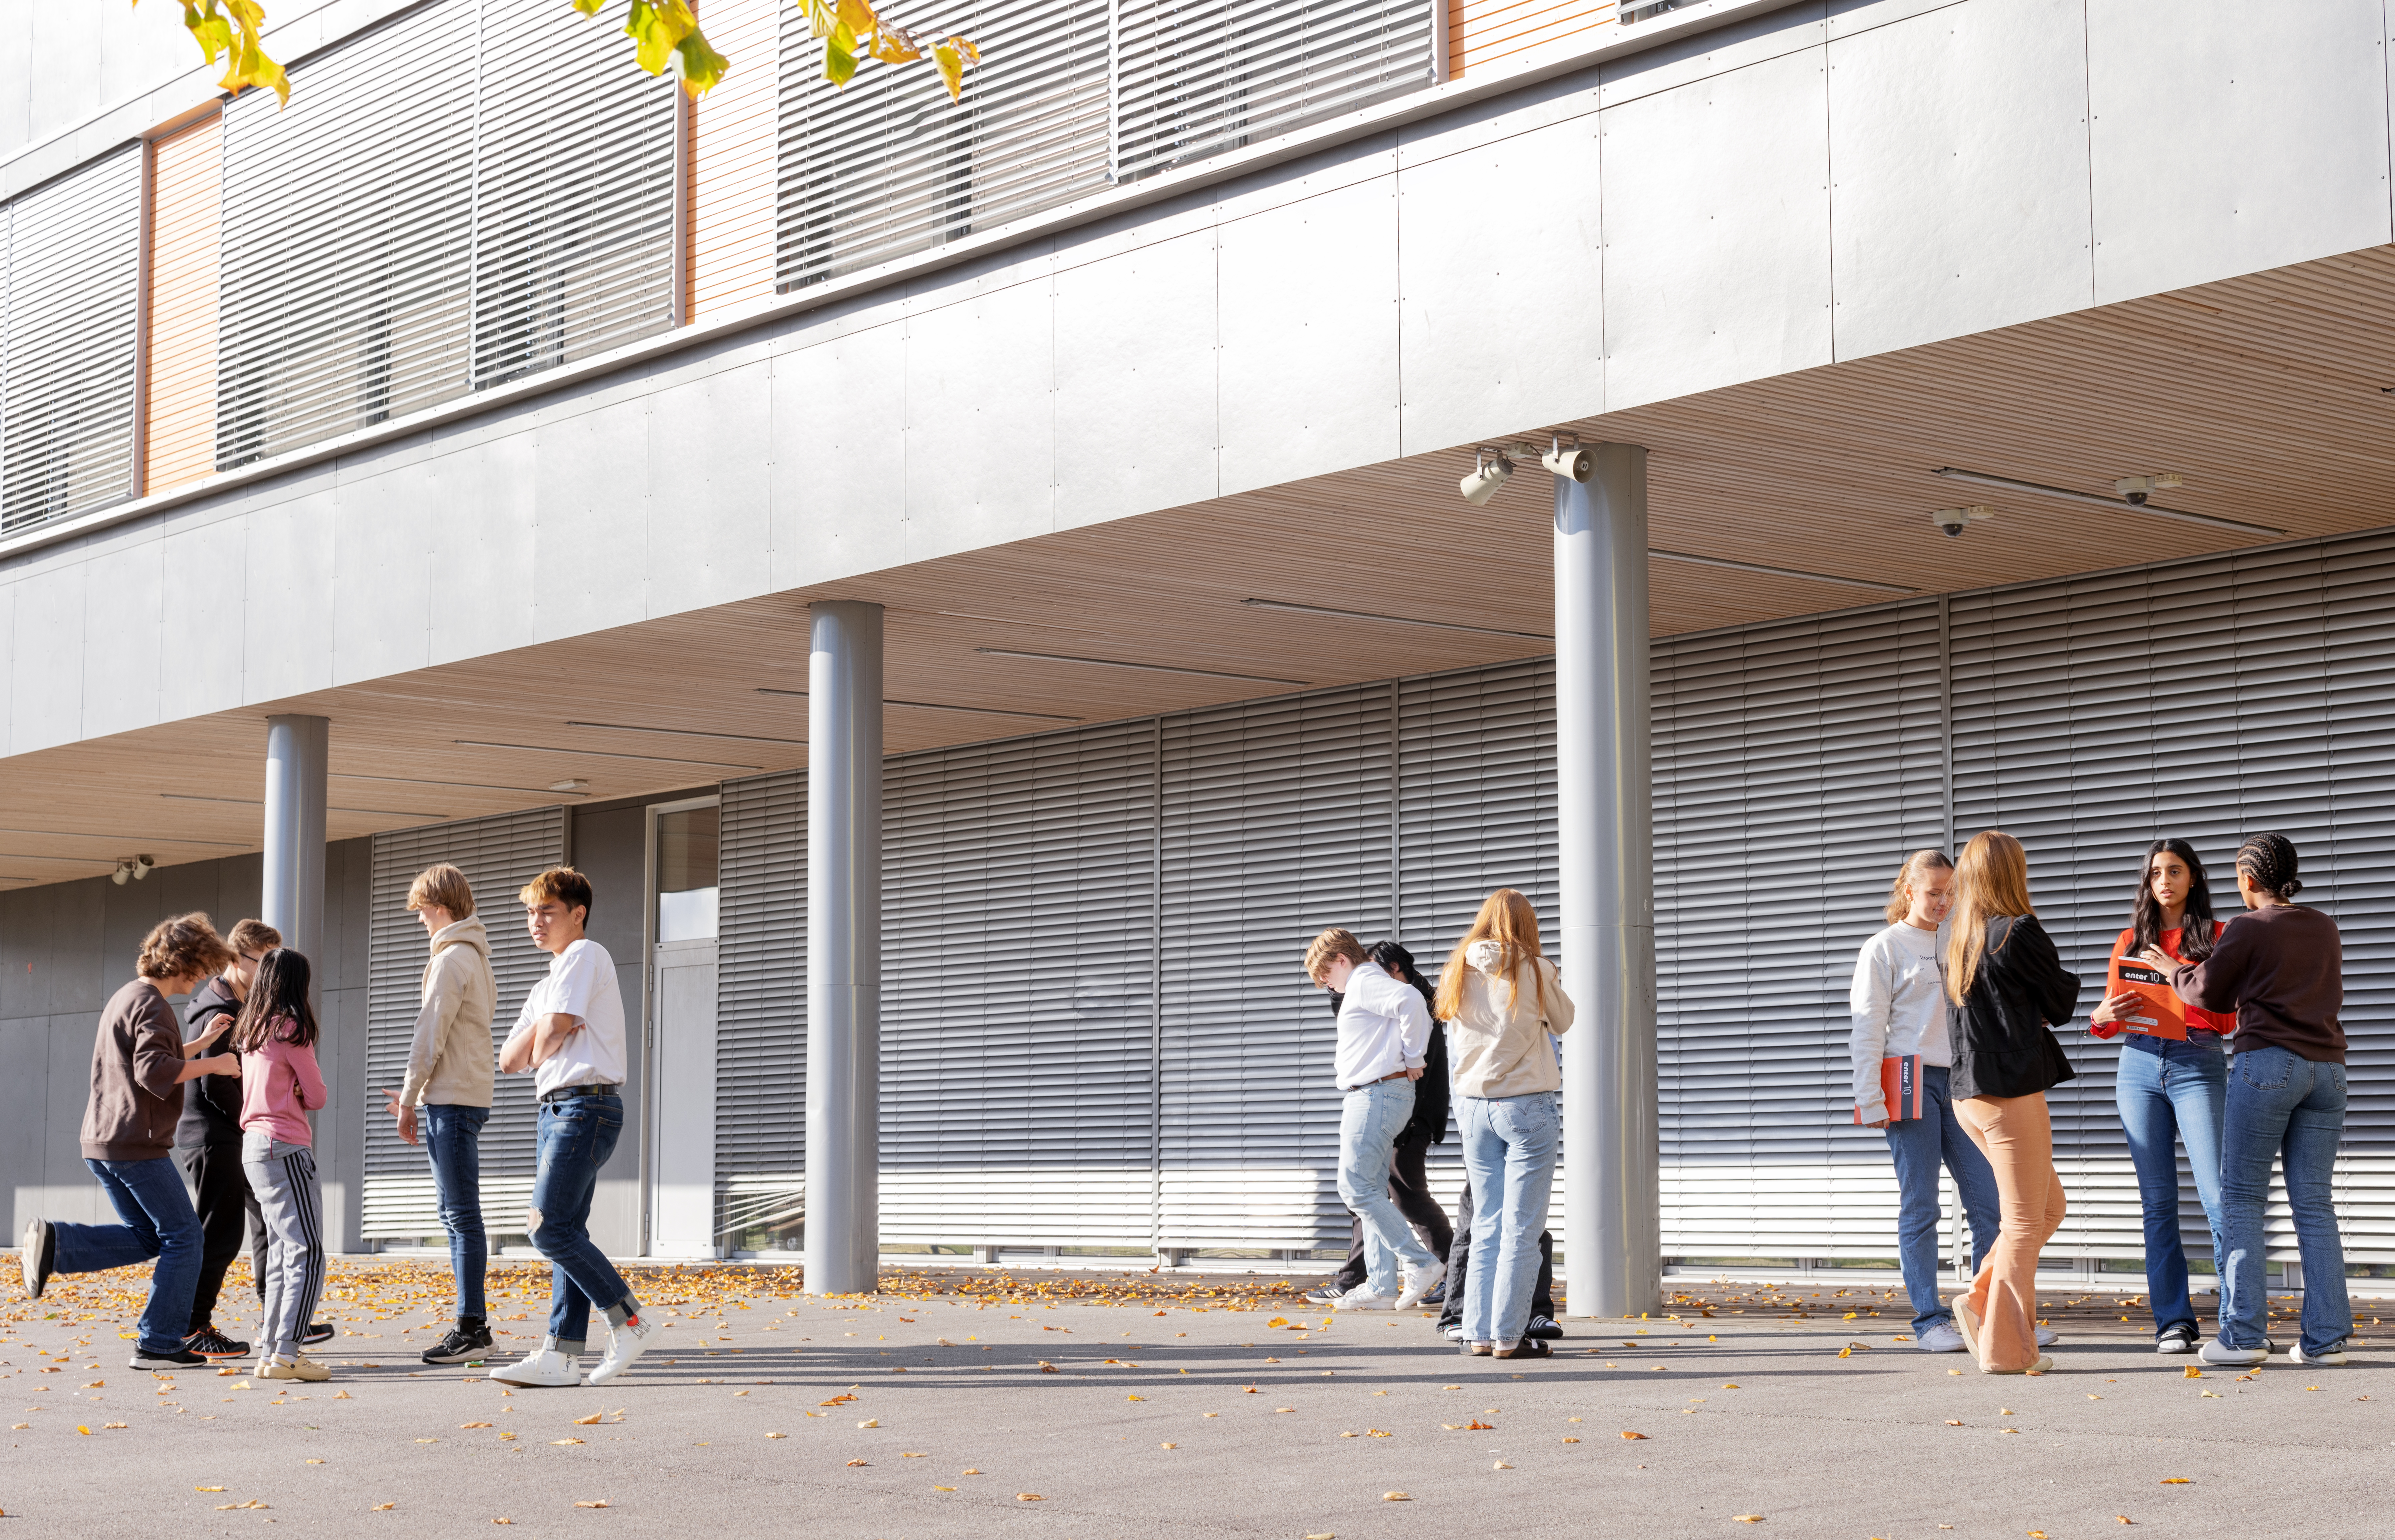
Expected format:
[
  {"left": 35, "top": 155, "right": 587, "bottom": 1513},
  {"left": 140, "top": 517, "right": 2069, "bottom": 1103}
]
[
  {"left": 1326, "top": 941, "right": 1450, "bottom": 1145},
  {"left": 1950, "top": 914, "right": 2081, "bottom": 1101},
  {"left": 176, "top": 976, "right": 245, "bottom": 1147}
]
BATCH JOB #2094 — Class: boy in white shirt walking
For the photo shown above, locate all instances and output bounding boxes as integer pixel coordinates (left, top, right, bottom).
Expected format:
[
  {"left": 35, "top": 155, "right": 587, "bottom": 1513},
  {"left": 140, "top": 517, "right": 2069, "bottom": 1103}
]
[
  {"left": 489, "top": 868, "right": 658, "bottom": 1388},
  {"left": 1306, "top": 927, "right": 1445, "bottom": 1311}
]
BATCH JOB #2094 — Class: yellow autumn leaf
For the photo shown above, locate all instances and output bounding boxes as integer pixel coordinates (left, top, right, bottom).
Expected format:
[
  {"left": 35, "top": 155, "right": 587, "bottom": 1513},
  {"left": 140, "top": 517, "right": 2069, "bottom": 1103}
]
[
  {"left": 574, "top": 1413, "right": 603, "bottom": 1425},
  {"left": 2160, "top": 1477, "right": 2193, "bottom": 1485},
  {"left": 1382, "top": 1492, "right": 1412, "bottom": 1502},
  {"left": 372, "top": 1503, "right": 396, "bottom": 1511},
  {"left": 1017, "top": 1493, "right": 1045, "bottom": 1502},
  {"left": 574, "top": 1501, "right": 610, "bottom": 1509}
]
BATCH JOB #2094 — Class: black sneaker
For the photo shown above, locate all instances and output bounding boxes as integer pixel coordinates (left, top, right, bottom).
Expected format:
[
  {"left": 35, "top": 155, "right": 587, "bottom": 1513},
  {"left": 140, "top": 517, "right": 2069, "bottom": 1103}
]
[
  {"left": 185, "top": 1326, "right": 251, "bottom": 1359},
  {"left": 300, "top": 1322, "right": 336, "bottom": 1348},
  {"left": 1421, "top": 1280, "right": 1448, "bottom": 1308},
  {"left": 19, "top": 1217, "right": 52, "bottom": 1301},
  {"left": 1526, "top": 1314, "right": 1564, "bottom": 1341},
  {"left": 1302, "top": 1281, "right": 1352, "bottom": 1306},
  {"left": 422, "top": 1322, "right": 495, "bottom": 1366},
  {"left": 2155, "top": 1322, "right": 2197, "bottom": 1355},
  {"left": 130, "top": 1346, "right": 210, "bottom": 1370}
]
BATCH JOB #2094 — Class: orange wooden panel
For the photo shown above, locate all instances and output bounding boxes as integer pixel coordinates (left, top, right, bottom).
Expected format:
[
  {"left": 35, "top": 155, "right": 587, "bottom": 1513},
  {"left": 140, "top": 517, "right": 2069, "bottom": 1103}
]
[
  {"left": 1448, "top": 0, "right": 1616, "bottom": 79},
  {"left": 144, "top": 111, "right": 221, "bottom": 495},
  {"left": 689, "top": 0, "right": 780, "bottom": 320}
]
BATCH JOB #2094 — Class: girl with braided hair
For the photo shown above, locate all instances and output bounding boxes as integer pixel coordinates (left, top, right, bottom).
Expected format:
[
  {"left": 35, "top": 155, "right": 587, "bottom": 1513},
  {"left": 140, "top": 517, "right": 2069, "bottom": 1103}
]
[{"left": 2143, "top": 832, "right": 2352, "bottom": 1367}]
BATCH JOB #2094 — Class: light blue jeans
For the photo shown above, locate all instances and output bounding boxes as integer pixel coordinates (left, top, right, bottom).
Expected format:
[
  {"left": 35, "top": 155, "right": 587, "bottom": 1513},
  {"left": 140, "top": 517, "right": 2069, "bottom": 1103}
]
[
  {"left": 1338, "top": 1079, "right": 1438, "bottom": 1295},
  {"left": 1459, "top": 1092, "right": 1560, "bottom": 1346},
  {"left": 2218, "top": 1045, "right": 2351, "bottom": 1355},
  {"left": 2115, "top": 1035, "right": 2227, "bottom": 1338},
  {"left": 1883, "top": 1064, "right": 2000, "bottom": 1335}
]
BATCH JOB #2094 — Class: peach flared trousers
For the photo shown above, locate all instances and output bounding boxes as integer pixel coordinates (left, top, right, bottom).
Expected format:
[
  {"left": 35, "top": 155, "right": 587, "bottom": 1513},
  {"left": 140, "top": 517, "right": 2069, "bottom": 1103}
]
[{"left": 1954, "top": 1091, "right": 2067, "bottom": 1373}]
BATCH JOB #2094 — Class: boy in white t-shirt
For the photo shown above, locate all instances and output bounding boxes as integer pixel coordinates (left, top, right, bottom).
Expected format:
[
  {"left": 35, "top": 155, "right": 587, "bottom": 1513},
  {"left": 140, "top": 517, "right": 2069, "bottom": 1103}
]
[{"left": 488, "top": 868, "right": 658, "bottom": 1389}]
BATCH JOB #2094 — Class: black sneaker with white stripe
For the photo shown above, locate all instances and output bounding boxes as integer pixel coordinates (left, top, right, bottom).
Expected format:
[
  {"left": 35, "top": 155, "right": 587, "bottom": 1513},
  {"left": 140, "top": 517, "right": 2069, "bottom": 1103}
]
[
  {"left": 1303, "top": 1281, "right": 1353, "bottom": 1307},
  {"left": 130, "top": 1346, "right": 209, "bottom": 1370},
  {"left": 1526, "top": 1314, "right": 1565, "bottom": 1341},
  {"left": 423, "top": 1322, "right": 495, "bottom": 1365},
  {"left": 300, "top": 1321, "right": 336, "bottom": 1348},
  {"left": 2155, "top": 1322, "right": 2197, "bottom": 1354},
  {"left": 184, "top": 1326, "right": 250, "bottom": 1359}
]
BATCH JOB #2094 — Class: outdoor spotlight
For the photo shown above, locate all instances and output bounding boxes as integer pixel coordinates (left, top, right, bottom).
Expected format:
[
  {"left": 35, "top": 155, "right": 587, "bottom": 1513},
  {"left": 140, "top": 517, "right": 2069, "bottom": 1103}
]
[
  {"left": 1459, "top": 447, "right": 1515, "bottom": 506},
  {"left": 1541, "top": 440, "right": 1593, "bottom": 483},
  {"left": 2113, "top": 472, "right": 2184, "bottom": 506},
  {"left": 133, "top": 854, "right": 155, "bottom": 880},
  {"left": 111, "top": 859, "right": 136, "bottom": 885},
  {"left": 1931, "top": 505, "right": 1995, "bottom": 538}
]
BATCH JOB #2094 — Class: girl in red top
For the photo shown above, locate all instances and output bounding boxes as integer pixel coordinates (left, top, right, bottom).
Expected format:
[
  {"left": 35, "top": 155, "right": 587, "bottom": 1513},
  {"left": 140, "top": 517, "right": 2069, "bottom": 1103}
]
[
  {"left": 235, "top": 950, "right": 331, "bottom": 1380},
  {"left": 2087, "top": 838, "right": 2233, "bottom": 1353}
]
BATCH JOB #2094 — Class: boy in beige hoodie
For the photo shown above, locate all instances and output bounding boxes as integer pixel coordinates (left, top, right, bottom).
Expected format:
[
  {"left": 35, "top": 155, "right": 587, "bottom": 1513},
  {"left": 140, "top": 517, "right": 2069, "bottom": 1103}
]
[{"left": 380, "top": 863, "right": 499, "bottom": 1364}]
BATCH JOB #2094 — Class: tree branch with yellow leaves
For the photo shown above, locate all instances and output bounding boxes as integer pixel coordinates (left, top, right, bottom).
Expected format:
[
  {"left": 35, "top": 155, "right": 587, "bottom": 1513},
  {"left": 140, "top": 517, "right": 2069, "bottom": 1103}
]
[{"left": 135, "top": 0, "right": 977, "bottom": 108}]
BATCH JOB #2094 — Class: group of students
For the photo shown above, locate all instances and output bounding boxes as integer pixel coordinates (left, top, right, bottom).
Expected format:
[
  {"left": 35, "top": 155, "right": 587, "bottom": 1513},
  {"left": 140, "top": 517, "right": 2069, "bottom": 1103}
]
[
  {"left": 1303, "top": 887, "right": 1576, "bottom": 1360},
  {"left": 1851, "top": 829, "right": 2352, "bottom": 1375},
  {"left": 17, "top": 863, "right": 666, "bottom": 1390}
]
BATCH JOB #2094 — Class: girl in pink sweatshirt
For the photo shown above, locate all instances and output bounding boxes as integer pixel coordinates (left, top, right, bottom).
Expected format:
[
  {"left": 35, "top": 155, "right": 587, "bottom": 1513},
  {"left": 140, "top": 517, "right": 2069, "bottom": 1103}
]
[{"left": 236, "top": 949, "right": 331, "bottom": 1379}]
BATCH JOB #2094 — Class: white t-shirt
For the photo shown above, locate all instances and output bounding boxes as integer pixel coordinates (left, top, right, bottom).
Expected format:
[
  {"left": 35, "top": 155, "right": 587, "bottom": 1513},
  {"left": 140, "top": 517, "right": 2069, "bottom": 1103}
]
[{"left": 505, "top": 938, "right": 627, "bottom": 1098}]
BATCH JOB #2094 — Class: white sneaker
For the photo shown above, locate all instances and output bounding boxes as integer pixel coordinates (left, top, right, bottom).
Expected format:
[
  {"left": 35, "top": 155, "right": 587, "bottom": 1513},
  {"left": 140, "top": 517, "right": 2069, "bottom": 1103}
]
[
  {"left": 1915, "top": 1322, "right": 1967, "bottom": 1353},
  {"left": 585, "top": 1315, "right": 660, "bottom": 1385},
  {"left": 2198, "top": 1337, "right": 2268, "bottom": 1367},
  {"left": 489, "top": 1340, "right": 582, "bottom": 1387},
  {"left": 1335, "top": 1289, "right": 1399, "bottom": 1312},
  {"left": 1394, "top": 1261, "right": 1446, "bottom": 1312},
  {"left": 2034, "top": 1326, "right": 2058, "bottom": 1347},
  {"left": 2290, "top": 1339, "right": 2348, "bottom": 1366}
]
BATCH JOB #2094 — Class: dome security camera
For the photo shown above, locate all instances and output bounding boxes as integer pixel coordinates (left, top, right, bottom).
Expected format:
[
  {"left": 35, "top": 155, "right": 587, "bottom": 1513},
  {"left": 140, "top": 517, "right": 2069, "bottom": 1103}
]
[
  {"left": 1932, "top": 505, "right": 1995, "bottom": 538},
  {"left": 2114, "top": 473, "right": 2183, "bottom": 506}
]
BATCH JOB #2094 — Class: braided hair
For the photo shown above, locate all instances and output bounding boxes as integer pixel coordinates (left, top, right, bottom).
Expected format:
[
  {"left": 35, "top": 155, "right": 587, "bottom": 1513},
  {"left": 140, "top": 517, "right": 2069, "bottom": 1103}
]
[{"left": 2236, "top": 833, "right": 2303, "bottom": 902}]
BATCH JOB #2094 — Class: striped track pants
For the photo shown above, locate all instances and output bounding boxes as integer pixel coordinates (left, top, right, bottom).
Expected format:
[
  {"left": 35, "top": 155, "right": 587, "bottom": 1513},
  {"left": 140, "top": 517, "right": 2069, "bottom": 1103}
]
[{"left": 241, "top": 1134, "right": 324, "bottom": 1359}]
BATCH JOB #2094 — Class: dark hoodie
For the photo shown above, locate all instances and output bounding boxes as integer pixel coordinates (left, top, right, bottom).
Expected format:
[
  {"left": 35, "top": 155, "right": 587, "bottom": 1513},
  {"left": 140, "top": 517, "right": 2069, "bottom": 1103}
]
[{"left": 176, "top": 975, "right": 245, "bottom": 1147}]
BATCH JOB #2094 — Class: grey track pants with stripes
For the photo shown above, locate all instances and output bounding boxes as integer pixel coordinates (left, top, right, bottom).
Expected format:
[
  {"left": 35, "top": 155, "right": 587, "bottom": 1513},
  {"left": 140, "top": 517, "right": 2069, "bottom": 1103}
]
[{"left": 241, "top": 1133, "right": 324, "bottom": 1360}]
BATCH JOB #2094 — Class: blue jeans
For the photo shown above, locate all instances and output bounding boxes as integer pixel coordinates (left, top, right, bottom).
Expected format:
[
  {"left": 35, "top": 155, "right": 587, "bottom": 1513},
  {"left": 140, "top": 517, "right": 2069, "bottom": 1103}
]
[
  {"left": 2218, "top": 1045, "right": 2350, "bottom": 1355},
  {"left": 51, "top": 1157, "right": 205, "bottom": 1356},
  {"left": 2116, "top": 1035, "right": 2227, "bottom": 1337},
  {"left": 424, "top": 1103, "right": 491, "bottom": 1320},
  {"left": 1882, "top": 1064, "right": 2001, "bottom": 1334},
  {"left": 1338, "top": 1079, "right": 1439, "bottom": 1294},
  {"left": 1458, "top": 1092, "right": 1560, "bottom": 1346},
  {"left": 529, "top": 1095, "right": 638, "bottom": 1345}
]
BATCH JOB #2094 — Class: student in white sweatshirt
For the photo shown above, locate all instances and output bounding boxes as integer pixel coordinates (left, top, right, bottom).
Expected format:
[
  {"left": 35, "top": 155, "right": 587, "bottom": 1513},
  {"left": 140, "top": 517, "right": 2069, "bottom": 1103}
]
[
  {"left": 1306, "top": 927, "right": 1444, "bottom": 1313},
  {"left": 1849, "top": 849, "right": 2001, "bottom": 1353}
]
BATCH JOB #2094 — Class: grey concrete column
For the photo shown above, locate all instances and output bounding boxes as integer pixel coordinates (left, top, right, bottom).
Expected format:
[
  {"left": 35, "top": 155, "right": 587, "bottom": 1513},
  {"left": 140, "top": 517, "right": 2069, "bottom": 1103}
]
[
  {"left": 1553, "top": 445, "right": 1660, "bottom": 1319},
  {"left": 804, "top": 601, "right": 883, "bottom": 1295},
  {"left": 262, "top": 714, "right": 329, "bottom": 970}
]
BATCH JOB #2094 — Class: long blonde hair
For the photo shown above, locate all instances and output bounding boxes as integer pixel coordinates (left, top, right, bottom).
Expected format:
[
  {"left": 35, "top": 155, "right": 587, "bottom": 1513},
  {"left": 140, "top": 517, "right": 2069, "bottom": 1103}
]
[
  {"left": 1884, "top": 849, "right": 1954, "bottom": 924},
  {"left": 1945, "top": 830, "right": 2035, "bottom": 1003},
  {"left": 1433, "top": 888, "right": 1553, "bottom": 1022}
]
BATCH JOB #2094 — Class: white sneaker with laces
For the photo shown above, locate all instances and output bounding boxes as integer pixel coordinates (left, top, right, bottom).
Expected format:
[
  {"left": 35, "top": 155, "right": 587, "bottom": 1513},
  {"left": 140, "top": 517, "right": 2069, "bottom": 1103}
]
[
  {"left": 2198, "top": 1336, "right": 2268, "bottom": 1367},
  {"left": 1394, "top": 1260, "right": 1446, "bottom": 1312},
  {"left": 1335, "top": 1289, "right": 1398, "bottom": 1312},
  {"left": 489, "top": 1339, "right": 583, "bottom": 1387},
  {"left": 1915, "top": 1321, "right": 1967, "bottom": 1353},
  {"left": 2290, "top": 1338, "right": 2348, "bottom": 1366},
  {"left": 586, "top": 1315, "right": 661, "bottom": 1385}
]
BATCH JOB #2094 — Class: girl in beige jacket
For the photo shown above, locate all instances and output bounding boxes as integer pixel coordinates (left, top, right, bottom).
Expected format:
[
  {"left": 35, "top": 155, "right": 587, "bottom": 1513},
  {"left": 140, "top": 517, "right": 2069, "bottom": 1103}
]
[{"left": 1434, "top": 889, "right": 1575, "bottom": 1359}]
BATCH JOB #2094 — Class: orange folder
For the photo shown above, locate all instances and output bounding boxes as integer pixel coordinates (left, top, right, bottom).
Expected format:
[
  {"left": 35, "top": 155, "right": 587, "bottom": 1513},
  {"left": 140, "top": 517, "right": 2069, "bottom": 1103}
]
[{"left": 2106, "top": 952, "right": 2192, "bottom": 1041}]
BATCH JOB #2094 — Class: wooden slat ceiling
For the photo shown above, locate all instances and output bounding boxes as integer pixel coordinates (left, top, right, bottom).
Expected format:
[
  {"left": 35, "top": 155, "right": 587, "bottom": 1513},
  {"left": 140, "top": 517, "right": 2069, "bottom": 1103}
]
[{"left": 9, "top": 245, "right": 2395, "bottom": 890}]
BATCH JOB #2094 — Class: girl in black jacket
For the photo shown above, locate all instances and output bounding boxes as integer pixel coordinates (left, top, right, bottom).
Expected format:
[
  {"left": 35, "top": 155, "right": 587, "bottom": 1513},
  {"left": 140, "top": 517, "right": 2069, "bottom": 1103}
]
[{"left": 1945, "top": 830, "right": 2082, "bottom": 1374}]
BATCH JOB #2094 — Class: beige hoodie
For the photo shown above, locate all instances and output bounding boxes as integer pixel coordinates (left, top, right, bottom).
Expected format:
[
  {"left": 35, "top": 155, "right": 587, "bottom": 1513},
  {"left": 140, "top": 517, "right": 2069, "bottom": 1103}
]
[
  {"left": 399, "top": 915, "right": 497, "bottom": 1109},
  {"left": 1446, "top": 939, "right": 1576, "bottom": 1099}
]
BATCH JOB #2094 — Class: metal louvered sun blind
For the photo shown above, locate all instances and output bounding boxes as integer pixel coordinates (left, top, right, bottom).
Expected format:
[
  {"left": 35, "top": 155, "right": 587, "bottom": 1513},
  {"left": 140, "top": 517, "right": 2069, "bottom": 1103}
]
[
  {"left": 775, "top": 0, "right": 1111, "bottom": 290},
  {"left": 472, "top": 0, "right": 679, "bottom": 387},
  {"left": 1, "top": 145, "right": 143, "bottom": 533},
  {"left": 363, "top": 807, "right": 566, "bottom": 1239},
  {"left": 1651, "top": 601, "right": 1947, "bottom": 1259},
  {"left": 716, "top": 770, "right": 809, "bottom": 1218},
  {"left": 1951, "top": 534, "right": 2395, "bottom": 1265},
  {"left": 217, "top": 1, "right": 474, "bottom": 469},
  {"left": 881, "top": 722, "right": 1159, "bottom": 1247},
  {"left": 1159, "top": 685, "right": 1395, "bottom": 1248},
  {"left": 1110, "top": 0, "right": 1439, "bottom": 182}
]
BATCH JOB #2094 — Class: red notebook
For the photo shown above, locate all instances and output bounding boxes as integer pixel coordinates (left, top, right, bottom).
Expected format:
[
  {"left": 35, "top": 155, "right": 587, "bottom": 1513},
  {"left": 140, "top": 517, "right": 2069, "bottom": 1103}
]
[{"left": 1854, "top": 1054, "right": 1923, "bottom": 1124}]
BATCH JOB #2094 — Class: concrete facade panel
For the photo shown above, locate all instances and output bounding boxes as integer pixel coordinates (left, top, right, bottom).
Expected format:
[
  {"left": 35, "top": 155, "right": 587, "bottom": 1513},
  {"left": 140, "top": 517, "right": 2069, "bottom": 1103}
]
[
  {"left": 1398, "top": 114, "right": 1606, "bottom": 452},
  {"left": 241, "top": 488, "right": 340, "bottom": 703},
  {"left": 1599, "top": 45, "right": 1835, "bottom": 411},
  {"left": 2087, "top": 0, "right": 2394, "bottom": 305},
  {"left": 1054, "top": 228, "right": 1219, "bottom": 531},
  {"left": 0, "top": 888, "right": 53, "bottom": 1020},
  {"left": 0, "top": 1015, "right": 44, "bottom": 1233},
  {"left": 1217, "top": 178, "right": 1403, "bottom": 496},
  {"left": 1826, "top": 0, "right": 2094, "bottom": 361},
  {"left": 1826, "top": 0, "right": 1970, "bottom": 37},
  {"left": 1598, "top": 2, "right": 1828, "bottom": 110},
  {"left": 0, "top": 578, "right": 12, "bottom": 753},
  {"left": 531, "top": 399, "right": 654, "bottom": 642},
  {"left": 155, "top": 512, "right": 250, "bottom": 720},
  {"left": 43, "top": 1015, "right": 110, "bottom": 1226},
  {"left": 426, "top": 436, "right": 541, "bottom": 667},
  {"left": 49, "top": 879, "right": 104, "bottom": 1015},
  {"left": 331, "top": 464, "right": 434, "bottom": 684},
  {"left": 902, "top": 277, "right": 1058, "bottom": 562},
  {"left": 769, "top": 324, "right": 909, "bottom": 588},
  {"left": 642, "top": 365, "right": 776, "bottom": 619},
  {"left": 9, "top": 559, "right": 85, "bottom": 754}
]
